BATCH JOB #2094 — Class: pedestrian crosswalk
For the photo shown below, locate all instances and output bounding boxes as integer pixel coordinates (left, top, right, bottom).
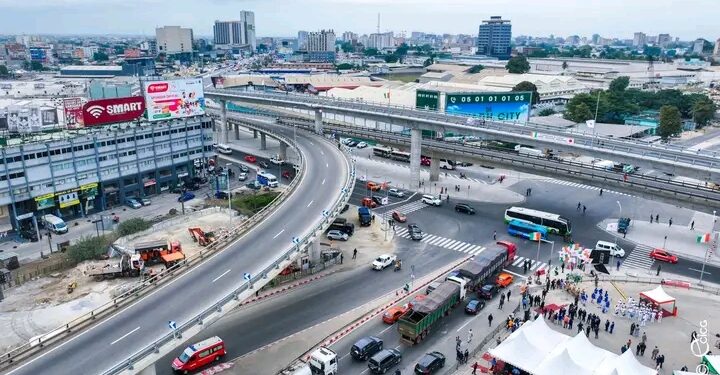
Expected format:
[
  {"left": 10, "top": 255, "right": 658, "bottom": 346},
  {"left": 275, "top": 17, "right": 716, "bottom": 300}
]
[
  {"left": 393, "top": 228, "right": 486, "bottom": 255},
  {"left": 547, "top": 179, "right": 632, "bottom": 197},
  {"left": 509, "top": 256, "right": 550, "bottom": 273},
  {"left": 621, "top": 244, "right": 655, "bottom": 270},
  {"left": 378, "top": 200, "right": 428, "bottom": 215}
]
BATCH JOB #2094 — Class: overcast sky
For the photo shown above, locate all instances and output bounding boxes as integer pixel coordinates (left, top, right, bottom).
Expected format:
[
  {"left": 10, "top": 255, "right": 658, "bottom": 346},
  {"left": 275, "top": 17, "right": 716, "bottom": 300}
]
[{"left": 0, "top": 0, "right": 717, "bottom": 40}]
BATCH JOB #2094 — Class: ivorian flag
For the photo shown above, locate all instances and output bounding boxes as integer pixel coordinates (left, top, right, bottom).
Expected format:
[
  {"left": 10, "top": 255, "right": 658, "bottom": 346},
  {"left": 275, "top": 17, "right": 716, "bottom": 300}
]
[
  {"left": 531, "top": 232, "right": 542, "bottom": 241},
  {"left": 697, "top": 233, "right": 711, "bottom": 243}
]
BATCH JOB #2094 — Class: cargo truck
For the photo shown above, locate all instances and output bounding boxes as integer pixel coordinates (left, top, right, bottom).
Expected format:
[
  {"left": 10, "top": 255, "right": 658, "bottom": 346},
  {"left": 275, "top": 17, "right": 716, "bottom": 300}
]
[
  {"left": 358, "top": 206, "right": 372, "bottom": 226},
  {"left": 455, "top": 241, "right": 516, "bottom": 291},
  {"left": 397, "top": 279, "right": 466, "bottom": 345},
  {"left": 86, "top": 254, "right": 144, "bottom": 280},
  {"left": 289, "top": 347, "right": 338, "bottom": 375}
]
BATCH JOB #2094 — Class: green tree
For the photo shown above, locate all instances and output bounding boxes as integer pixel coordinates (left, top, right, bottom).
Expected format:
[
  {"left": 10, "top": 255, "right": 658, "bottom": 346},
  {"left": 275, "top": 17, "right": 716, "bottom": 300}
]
[
  {"left": 0, "top": 65, "right": 8, "bottom": 76},
  {"left": 363, "top": 48, "right": 379, "bottom": 56},
  {"left": 93, "top": 51, "right": 109, "bottom": 61},
  {"left": 692, "top": 98, "right": 717, "bottom": 127},
  {"left": 538, "top": 108, "right": 556, "bottom": 116},
  {"left": 116, "top": 218, "right": 151, "bottom": 237},
  {"left": 512, "top": 81, "right": 540, "bottom": 104},
  {"left": 340, "top": 41, "right": 355, "bottom": 53},
  {"left": 505, "top": 55, "right": 530, "bottom": 74},
  {"left": 395, "top": 43, "right": 409, "bottom": 56},
  {"left": 335, "top": 63, "right": 355, "bottom": 70},
  {"left": 67, "top": 234, "right": 114, "bottom": 264},
  {"left": 565, "top": 102, "right": 594, "bottom": 123},
  {"left": 609, "top": 76, "right": 630, "bottom": 92},
  {"left": 423, "top": 58, "right": 434, "bottom": 67},
  {"left": 658, "top": 105, "right": 682, "bottom": 139},
  {"left": 30, "top": 61, "right": 44, "bottom": 71},
  {"left": 384, "top": 54, "right": 399, "bottom": 63},
  {"left": 467, "top": 64, "right": 484, "bottom": 74}
]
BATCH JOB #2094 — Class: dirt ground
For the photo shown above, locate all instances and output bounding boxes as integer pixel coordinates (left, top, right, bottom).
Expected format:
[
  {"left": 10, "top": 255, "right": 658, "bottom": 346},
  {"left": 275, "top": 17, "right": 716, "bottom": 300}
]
[{"left": 333, "top": 205, "right": 397, "bottom": 264}]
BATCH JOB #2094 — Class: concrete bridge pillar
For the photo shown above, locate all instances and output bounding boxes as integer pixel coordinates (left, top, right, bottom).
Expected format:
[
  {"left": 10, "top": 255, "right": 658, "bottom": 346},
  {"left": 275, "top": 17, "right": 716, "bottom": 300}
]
[
  {"left": 410, "top": 128, "right": 422, "bottom": 189},
  {"left": 279, "top": 142, "right": 288, "bottom": 161},
  {"left": 429, "top": 151, "right": 440, "bottom": 182},
  {"left": 220, "top": 100, "right": 228, "bottom": 144},
  {"left": 138, "top": 363, "right": 157, "bottom": 375},
  {"left": 260, "top": 132, "right": 267, "bottom": 150},
  {"left": 314, "top": 109, "right": 323, "bottom": 134},
  {"left": 234, "top": 123, "right": 240, "bottom": 140},
  {"left": 253, "top": 129, "right": 258, "bottom": 139}
]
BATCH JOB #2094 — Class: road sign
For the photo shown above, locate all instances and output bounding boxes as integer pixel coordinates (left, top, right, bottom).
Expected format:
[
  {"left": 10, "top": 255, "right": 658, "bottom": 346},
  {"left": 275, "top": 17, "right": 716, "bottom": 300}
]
[
  {"left": 322, "top": 210, "right": 330, "bottom": 217},
  {"left": 243, "top": 272, "right": 251, "bottom": 282},
  {"left": 381, "top": 197, "right": 389, "bottom": 205},
  {"left": 168, "top": 320, "right": 177, "bottom": 330},
  {"left": 292, "top": 237, "right": 301, "bottom": 245}
]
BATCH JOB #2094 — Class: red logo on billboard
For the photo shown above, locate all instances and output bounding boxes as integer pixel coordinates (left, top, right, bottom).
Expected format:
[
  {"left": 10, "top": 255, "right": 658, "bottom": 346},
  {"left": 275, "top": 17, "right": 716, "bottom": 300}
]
[
  {"left": 82, "top": 96, "right": 146, "bottom": 126},
  {"left": 146, "top": 83, "right": 169, "bottom": 93}
]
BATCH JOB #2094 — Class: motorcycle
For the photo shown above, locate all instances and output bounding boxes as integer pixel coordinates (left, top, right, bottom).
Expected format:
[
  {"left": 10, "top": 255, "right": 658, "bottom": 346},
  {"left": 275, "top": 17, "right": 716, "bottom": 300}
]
[
  {"left": 394, "top": 260, "right": 402, "bottom": 272},
  {"left": 459, "top": 173, "right": 467, "bottom": 179},
  {"left": 112, "top": 215, "right": 120, "bottom": 223}
]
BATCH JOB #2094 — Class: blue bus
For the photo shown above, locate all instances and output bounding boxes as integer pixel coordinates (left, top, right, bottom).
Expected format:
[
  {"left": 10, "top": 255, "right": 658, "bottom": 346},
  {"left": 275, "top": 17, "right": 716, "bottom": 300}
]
[{"left": 507, "top": 219, "right": 548, "bottom": 241}]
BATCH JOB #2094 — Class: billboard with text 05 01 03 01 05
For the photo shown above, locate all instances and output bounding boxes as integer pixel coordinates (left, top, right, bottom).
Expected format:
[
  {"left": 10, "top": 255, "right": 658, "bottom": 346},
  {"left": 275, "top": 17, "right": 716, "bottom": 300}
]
[
  {"left": 142, "top": 78, "right": 206, "bottom": 122},
  {"left": 445, "top": 92, "right": 532, "bottom": 123}
]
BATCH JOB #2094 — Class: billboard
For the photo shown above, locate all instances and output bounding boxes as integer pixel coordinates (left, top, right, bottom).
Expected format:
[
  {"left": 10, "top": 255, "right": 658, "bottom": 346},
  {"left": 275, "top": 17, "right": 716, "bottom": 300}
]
[
  {"left": 416, "top": 90, "right": 440, "bottom": 111},
  {"left": 82, "top": 96, "right": 146, "bottom": 127},
  {"left": 142, "top": 78, "right": 206, "bottom": 122},
  {"left": 445, "top": 92, "right": 532, "bottom": 123},
  {"left": 63, "top": 97, "right": 85, "bottom": 127}
]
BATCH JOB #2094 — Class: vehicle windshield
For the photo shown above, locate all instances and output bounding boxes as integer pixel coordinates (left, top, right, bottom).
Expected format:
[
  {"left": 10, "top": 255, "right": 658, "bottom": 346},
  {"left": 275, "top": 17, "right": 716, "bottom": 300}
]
[
  {"left": 375, "top": 257, "right": 384, "bottom": 263},
  {"left": 178, "top": 348, "right": 194, "bottom": 363},
  {"left": 56, "top": 222, "right": 68, "bottom": 230}
]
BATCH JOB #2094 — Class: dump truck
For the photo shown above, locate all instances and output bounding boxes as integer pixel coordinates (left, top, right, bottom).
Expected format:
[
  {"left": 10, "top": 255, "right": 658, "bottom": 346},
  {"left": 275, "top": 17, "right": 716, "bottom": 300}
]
[
  {"left": 188, "top": 227, "right": 216, "bottom": 246},
  {"left": 397, "top": 279, "right": 466, "bottom": 345},
  {"left": 455, "top": 241, "right": 517, "bottom": 291},
  {"left": 86, "top": 254, "right": 144, "bottom": 280},
  {"left": 133, "top": 239, "right": 185, "bottom": 267}
]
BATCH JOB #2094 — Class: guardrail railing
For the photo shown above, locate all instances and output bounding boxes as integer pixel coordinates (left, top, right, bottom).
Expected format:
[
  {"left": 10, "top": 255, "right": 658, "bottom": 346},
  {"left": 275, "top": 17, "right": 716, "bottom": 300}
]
[
  {"left": 0, "top": 123, "right": 308, "bottom": 372},
  {"left": 97, "top": 120, "right": 355, "bottom": 374}
]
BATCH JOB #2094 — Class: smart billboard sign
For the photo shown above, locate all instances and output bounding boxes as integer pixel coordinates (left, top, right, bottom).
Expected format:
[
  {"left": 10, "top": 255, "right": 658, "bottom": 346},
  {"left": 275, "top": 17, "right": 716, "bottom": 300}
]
[
  {"left": 445, "top": 92, "right": 532, "bottom": 123},
  {"left": 142, "top": 78, "right": 206, "bottom": 122},
  {"left": 82, "top": 96, "right": 146, "bottom": 126}
]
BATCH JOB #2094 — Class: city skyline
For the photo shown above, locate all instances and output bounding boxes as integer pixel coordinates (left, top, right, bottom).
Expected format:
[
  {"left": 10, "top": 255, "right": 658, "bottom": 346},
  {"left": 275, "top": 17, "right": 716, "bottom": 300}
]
[{"left": 0, "top": 0, "right": 717, "bottom": 41}]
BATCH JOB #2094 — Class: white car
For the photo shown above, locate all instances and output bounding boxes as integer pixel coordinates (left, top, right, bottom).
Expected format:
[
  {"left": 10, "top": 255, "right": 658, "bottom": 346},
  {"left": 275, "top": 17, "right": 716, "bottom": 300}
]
[
  {"left": 595, "top": 241, "right": 626, "bottom": 257},
  {"left": 327, "top": 230, "right": 349, "bottom": 241},
  {"left": 372, "top": 254, "right": 398, "bottom": 270},
  {"left": 388, "top": 188, "right": 404, "bottom": 198},
  {"left": 356, "top": 141, "right": 368, "bottom": 149},
  {"left": 238, "top": 172, "right": 248, "bottom": 181},
  {"left": 421, "top": 194, "right": 442, "bottom": 206},
  {"left": 270, "top": 156, "right": 284, "bottom": 165}
]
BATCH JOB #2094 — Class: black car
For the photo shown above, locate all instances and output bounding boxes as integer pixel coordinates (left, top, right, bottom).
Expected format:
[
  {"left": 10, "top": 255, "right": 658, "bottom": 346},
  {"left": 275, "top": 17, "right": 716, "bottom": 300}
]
[
  {"left": 368, "top": 349, "right": 402, "bottom": 374},
  {"left": 455, "top": 203, "right": 476, "bottom": 214},
  {"left": 259, "top": 161, "right": 270, "bottom": 168},
  {"left": 351, "top": 336, "right": 383, "bottom": 360},
  {"left": 347, "top": 140, "right": 358, "bottom": 147},
  {"left": 371, "top": 196, "right": 383, "bottom": 206},
  {"left": 478, "top": 284, "right": 498, "bottom": 299},
  {"left": 414, "top": 351, "right": 446, "bottom": 374},
  {"left": 408, "top": 224, "right": 423, "bottom": 241},
  {"left": 215, "top": 191, "right": 229, "bottom": 199},
  {"left": 239, "top": 164, "right": 250, "bottom": 173},
  {"left": 340, "top": 204, "right": 350, "bottom": 213}
]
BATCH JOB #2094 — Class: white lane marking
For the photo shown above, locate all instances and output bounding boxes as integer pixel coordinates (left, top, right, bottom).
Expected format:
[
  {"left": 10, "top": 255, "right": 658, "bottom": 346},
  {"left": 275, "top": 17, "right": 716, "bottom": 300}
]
[
  {"left": 321, "top": 150, "right": 324, "bottom": 155},
  {"left": 322, "top": 178, "right": 326, "bottom": 185},
  {"left": 326, "top": 163, "right": 329, "bottom": 168},
  {"left": 379, "top": 324, "right": 394, "bottom": 334},
  {"left": 273, "top": 229, "right": 285, "bottom": 239},
  {"left": 307, "top": 200, "right": 314, "bottom": 208},
  {"left": 212, "top": 269, "right": 231, "bottom": 283},
  {"left": 340, "top": 352, "right": 351, "bottom": 361},
  {"left": 110, "top": 326, "right": 140, "bottom": 345},
  {"left": 457, "top": 314, "right": 481, "bottom": 332}
]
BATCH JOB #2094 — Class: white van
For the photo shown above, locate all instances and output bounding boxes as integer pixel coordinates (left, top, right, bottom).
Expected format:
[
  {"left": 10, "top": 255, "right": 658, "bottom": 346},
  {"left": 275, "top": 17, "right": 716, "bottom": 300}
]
[
  {"left": 217, "top": 144, "right": 232, "bottom": 155},
  {"left": 595, "top": 240, "right": 625, "bottom": 257},
  {"left": 421, "top": 194, "right": 442, "bottom": 206},
  {"left": 42, "top": 214, "right": 68, "bottom": 234}
]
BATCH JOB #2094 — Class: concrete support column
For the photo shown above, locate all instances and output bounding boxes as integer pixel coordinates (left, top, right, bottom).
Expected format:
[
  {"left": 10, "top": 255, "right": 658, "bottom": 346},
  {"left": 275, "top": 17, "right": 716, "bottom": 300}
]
[
  {"left": 234, "top": 123, "right": 240, "bottom": 140},
  {"left": 410, "top": 128, "right": 422, "bottom": 189},
  {"left": 429, "top": 151, "right": 440, "bottom": 182},
  {"left": 314, "top": 108, "right": 323, "bottom": 134},
  {"left": 260, "top": 132, "right": 267, "bottom": 150},
  {"left": 279, "top": 142, "right": 288, "bottom": 160},
  {"left": 220, "top": 100, "right": 228, "bottom": 144},
  {"left": 253, "top": 129, "right": 258, "bottom": 139},
  {"left": 309, "top": 240, "right": 321, "bottom": 264},
  {"left": 138, "top": 364, "right": 157, "bottom": 375}
]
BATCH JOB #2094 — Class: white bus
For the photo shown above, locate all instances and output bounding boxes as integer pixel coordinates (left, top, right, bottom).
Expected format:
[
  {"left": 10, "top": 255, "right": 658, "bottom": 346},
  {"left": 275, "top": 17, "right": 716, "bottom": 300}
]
[
  {"left": 256, "top": 171, "right": 278, "bottom": 188},
  {"left": 217, "top": 144, "right": 233, "bottom": 155},
  {"left": 504, "top": 206, "right": 572, "bottom": 236}
]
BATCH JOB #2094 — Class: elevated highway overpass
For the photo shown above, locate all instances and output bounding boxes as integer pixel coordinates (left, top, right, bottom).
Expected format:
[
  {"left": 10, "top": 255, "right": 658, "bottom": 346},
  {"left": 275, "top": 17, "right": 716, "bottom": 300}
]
[{"left": 206, "top": 89, "right": 720, "bottom": 185}]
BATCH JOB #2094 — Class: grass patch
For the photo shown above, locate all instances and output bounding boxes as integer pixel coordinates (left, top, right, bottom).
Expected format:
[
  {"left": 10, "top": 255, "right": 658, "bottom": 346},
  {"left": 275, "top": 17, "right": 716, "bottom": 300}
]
[{"left": 232, "top": 192, "right": 280, "bottom": 216}]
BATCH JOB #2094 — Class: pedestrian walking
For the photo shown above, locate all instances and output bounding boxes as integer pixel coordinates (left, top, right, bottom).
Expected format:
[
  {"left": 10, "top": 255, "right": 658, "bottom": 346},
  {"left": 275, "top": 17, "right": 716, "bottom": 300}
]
[
  {"left": 583, "top": 205, "right": 587, "bottom": 214},
  {"left": 528, "top": 188, "right": 532, "bottom": 196},
  {"left": 669, "top": 218, "right": 673, "bottom": 227},
  {"left": 651, "top": 346, "right": 659, "bottom": 360},
  {"left": 616, "top": 260, "right": 621, "bottom": 271},
  {"left": 340, "top": 253, "right": 344, "bottom": 264},
  {"left": 468, "top": 329, "right": 473, "bottom": 343},
  {"left": 609, "top": 321, "right": 615, "bottom": 334},
  {"left": 656, "top": 214, "right": 659, "bottom": 223},
  {"left": 636, "top": 343, "right": 642, "bottom": 356},
  {"left": 488, "top": 313, "right": 494, "bottom": 327},
  {"left": 691, "top": 220, "right": 695, "bottom": 230},
  {"left": 640, "top": 342, "right": 647, "bottom": 356},
  {"left": 650, "top": 215, "right": 653, "bottom": 223},
  {"left": 642, "top": 332, "right": 647, "bottom": 344},
  {"left": 657, "top": 354, "right": 665, "bottom": 369},
  {"left": 577, "top": 202, "right": 582, "bottom": 210},
  {"left": 656, "top": 264, "right": 661, "bottom": 276},
  {"left": 493, "top": 230, "right": 497, "bottom": 240},
  {"left": 561, "top": 261, "right": 565, "bottom": 273},
  {"left": 507, "top": 290, "right": 511, "bottom": 301},
  {"left": 352, "top": 248, "right": 357, "bottom": 259},
  {"left": 472, "top": 362, "right": 478, "bottom": 375},
  {"left": 630, "top": 323, "right": 636, "bottom": 335},
  {"left": 599, "top": 188, "right": 603, "bottom": 196},
  {"left": 605, "top": 320, "right": 610, "bottom": 332}
]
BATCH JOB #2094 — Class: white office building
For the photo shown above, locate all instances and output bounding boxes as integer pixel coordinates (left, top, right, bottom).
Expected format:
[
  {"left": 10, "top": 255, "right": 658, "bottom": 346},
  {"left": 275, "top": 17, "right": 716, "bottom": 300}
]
[
  {"left": 156, "top": 26, "right": 194, "bottom": 54},
  {"left": 306, "top": 30, "right": 336, "bottom": 52}
]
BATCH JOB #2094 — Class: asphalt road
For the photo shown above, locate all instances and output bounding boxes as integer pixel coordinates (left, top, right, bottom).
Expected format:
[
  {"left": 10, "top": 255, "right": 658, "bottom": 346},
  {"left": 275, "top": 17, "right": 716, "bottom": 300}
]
[{"left": 6, "top": 123, "right": 348, "bottom": 375}]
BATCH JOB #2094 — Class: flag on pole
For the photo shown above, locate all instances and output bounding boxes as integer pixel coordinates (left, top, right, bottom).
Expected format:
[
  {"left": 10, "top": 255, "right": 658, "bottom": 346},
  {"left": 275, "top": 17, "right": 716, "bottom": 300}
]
[
  {"left": 531, "top": 132, "right": 539, "bottom": 139},
  {"left": 531, "top": 232, "right": 542, "bottom": 241},
  {"left": 697, "top": 233, "right": 711, "bottom": 243},
  {"left": 586, "top": 119, "right": 596, "bottom": 129}
]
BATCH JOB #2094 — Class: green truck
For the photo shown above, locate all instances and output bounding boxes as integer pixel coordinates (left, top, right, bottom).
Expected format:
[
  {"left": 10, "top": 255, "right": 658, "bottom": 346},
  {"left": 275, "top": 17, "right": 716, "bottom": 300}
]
[{"left": 397, "top": 278, "right": 466, "bottom": 345}]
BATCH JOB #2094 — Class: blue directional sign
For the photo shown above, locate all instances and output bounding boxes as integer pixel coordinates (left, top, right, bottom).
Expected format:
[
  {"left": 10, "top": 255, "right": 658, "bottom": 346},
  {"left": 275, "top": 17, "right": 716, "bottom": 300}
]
[
  {"left": 292, "top": 237, "right": 301, "bottom": 245},
  {"left": 243, "top": 272, "right": 251, "bottom": 282},
  {"left": 168, "top": 320, "right": 177, "bottom": 330}
]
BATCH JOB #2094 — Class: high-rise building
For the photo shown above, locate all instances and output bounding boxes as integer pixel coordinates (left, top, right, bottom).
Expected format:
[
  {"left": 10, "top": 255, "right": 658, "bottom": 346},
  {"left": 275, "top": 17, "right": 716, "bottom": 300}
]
[
  {"left": 240, "top": 11, "right": 256, "bottom": 50},
  {"left": 693, "top": 38, "right": 705, "bottom": 54},
  {"left": 298, "top": 31, "right": 309, "bottom": 51},
  {"left": 342, "top": 31, "right": 358, "bottom": 43},
  {"left": 476, "top": 16, "right": 512, "bottom": 59},
  {"left": 591, "top": 34, "right": 601, "bottom": 45},
  {"left": 155, "top": 26, "right": 194, "bottom": 54},
  {"left": 214, "top": 21, "right": 242, "bottom": 46},
  {"left": 633, "top": 32, "right": 646, "bottom": 47},
  {"left": 657, "top": 33, "right": 671, "bottom": 48},
  {"left": 306, "top": 30, "right": 336, "bottom": 52},
  {"left": 367, "top": 32, "right": 394, "bottom": 49},
  {"left": 714, "top": 38, "right": 720, "bottom": 56}
]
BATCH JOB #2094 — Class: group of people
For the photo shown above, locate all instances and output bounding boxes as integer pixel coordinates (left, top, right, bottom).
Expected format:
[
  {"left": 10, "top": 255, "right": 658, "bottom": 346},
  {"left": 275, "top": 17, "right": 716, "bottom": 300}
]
[{"left": 613, "top": 297, "right": 663, "bottom": 326}]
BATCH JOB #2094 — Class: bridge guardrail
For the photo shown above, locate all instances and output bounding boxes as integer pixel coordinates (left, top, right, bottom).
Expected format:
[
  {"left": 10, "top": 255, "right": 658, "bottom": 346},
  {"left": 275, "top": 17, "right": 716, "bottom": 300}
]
[
  {"left": 0, "top": 124, "right": 307, "bottom": 372},
  {"left": 98, "top": 121, "right": 355, "bottom": 374},
  {"left": 208, "top": 89, "right": 720, "bottom": 168}
]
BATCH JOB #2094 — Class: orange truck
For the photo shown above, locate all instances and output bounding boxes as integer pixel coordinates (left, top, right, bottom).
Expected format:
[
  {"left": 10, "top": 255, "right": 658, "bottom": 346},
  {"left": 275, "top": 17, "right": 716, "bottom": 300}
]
[{"left": 133, "top": 239, "right": 185, "bottom": 267}]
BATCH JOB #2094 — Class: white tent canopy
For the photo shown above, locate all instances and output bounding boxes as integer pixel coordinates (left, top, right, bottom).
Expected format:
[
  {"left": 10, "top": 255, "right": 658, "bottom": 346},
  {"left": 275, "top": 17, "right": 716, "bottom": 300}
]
[
  {"left": 640, "top": 285, "right": 675, "bottom": 304},
  {"left": 490, "top": 317, "right": 568, "bottom": 372},
  {"left": 535, "top": 333, "right": 616, "bottom": 375},
  {"left": 596, "top": 349, "right": 658, "bottom": 375}
]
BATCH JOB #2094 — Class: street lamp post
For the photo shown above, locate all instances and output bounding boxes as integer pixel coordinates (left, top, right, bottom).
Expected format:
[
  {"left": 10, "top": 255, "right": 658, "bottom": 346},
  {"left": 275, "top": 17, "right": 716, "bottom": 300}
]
[
  {"left": 226, "top": 163, "right": 232, "bottom": 215},
  {"left": 615, "top": 200, "right": 622, "bottom": 245},
  {"left": 699, "top": 210, "right": 716, "bottom": 285}
]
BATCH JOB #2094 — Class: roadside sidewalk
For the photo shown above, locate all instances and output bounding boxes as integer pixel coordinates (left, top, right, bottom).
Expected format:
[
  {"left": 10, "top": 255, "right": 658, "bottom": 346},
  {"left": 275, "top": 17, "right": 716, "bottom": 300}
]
[{"left": 599, "top": 218, "right": 720, "bottom": 267}]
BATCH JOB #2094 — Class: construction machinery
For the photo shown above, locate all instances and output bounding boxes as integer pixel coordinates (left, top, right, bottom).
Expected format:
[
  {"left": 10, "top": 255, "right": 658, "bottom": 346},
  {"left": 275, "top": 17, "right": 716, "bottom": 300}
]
[
  {"left": 188, "top": 227, "right": 216, "bottom": 246},
  {"left": 86, "top": 254, "right": 144, "bottom": 280},
  {"left": 133, "top": 239, "right": 185, "bottom": 267}
]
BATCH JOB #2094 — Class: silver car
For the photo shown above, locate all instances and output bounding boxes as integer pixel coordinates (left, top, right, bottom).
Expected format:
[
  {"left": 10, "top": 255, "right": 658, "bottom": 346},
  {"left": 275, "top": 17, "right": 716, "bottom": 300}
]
[
  {"left": 388, "top": 188, "right": 404, "bottom": 198},
  {"left": 327, "top": 230, "right": 349, "bottom": 241}
]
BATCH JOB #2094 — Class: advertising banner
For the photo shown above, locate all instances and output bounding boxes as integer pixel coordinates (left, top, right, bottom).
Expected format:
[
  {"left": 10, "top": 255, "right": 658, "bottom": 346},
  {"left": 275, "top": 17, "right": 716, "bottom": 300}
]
[
  {"left": 445, "top": 92, "right": 532, "bottom": 123},
  {"left": 142, "top": 78, "right": 206, "bottom": 122},
  {"left": 63, "top": 97, "right": 85, "bottom": 127},
  {"left": 58, "top": 191, "right": 80, "bottom": 209},
  {"left": 80, "top": 183, "right": 98, "bottom": 198},
  {"left": 416, "top": 90, "right": 440, "bottom": 111},
  {"left": 35, "top": 193, "right": 55, "bottom": 210},
  {"left": 82, "top": 96, "right": 146, "bottom": 127}
]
